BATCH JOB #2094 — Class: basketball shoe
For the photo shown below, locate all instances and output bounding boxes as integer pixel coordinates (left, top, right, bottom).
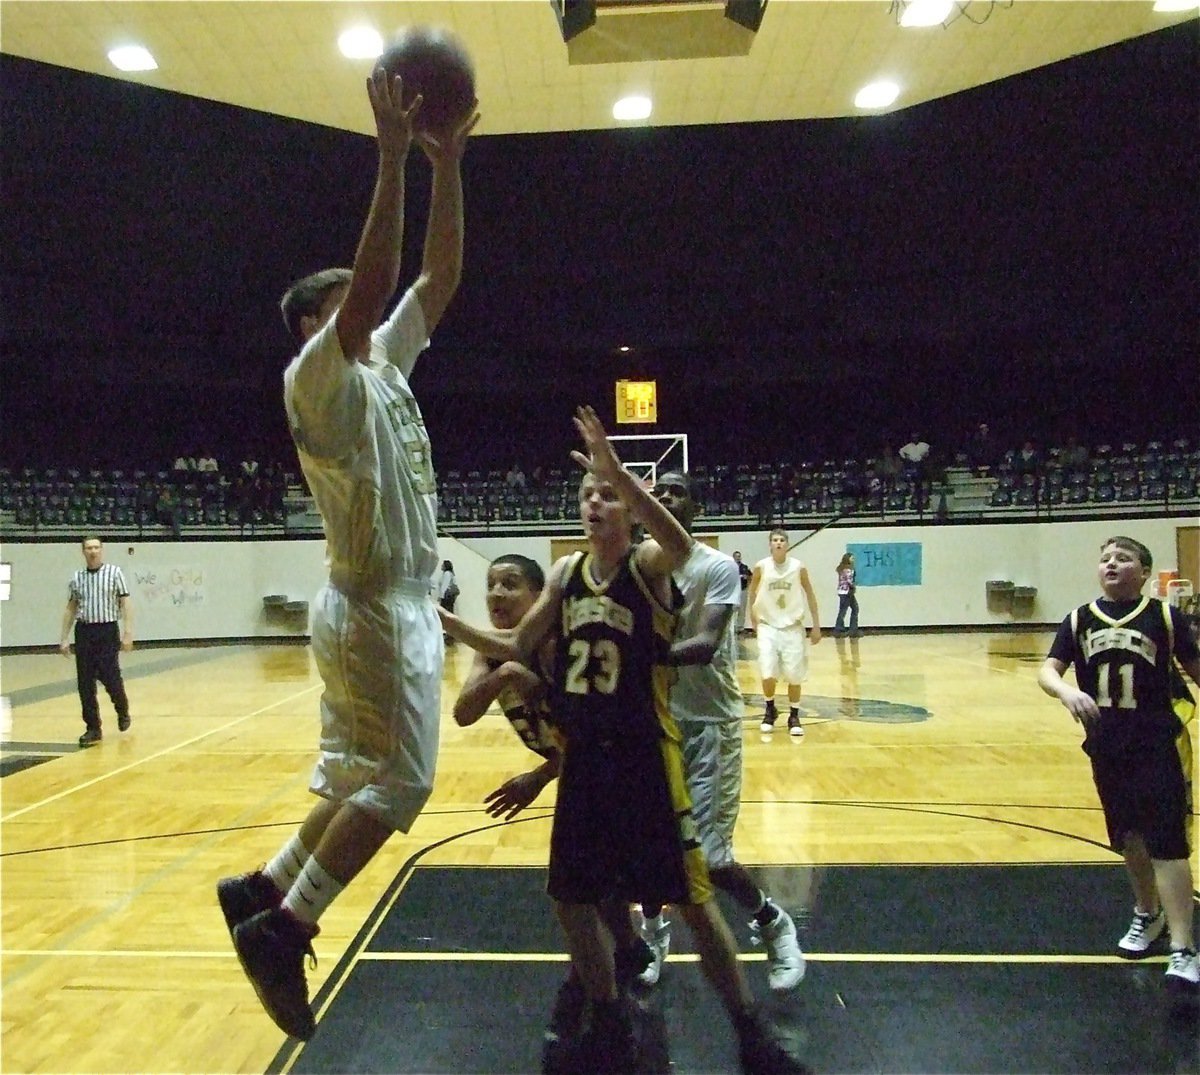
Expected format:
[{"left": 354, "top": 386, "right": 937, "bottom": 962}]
[
  {"left": 233, "top": 907, "right": 319, "bottom": 1040},
  {"left": 1116, "top": 907, "right": 1165, "bottom": 958},
  {"left": 750, "top": 907, "right": 806, "bottom": 991},
  {"left": 760, "top": 701, "right": 778, "bottom": 733},
  {"left": 217, "top": 869, "right": 283, "bottom": 938}
]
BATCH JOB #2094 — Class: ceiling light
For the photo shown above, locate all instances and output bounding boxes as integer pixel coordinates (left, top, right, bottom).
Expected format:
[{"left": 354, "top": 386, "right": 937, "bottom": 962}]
[
  {"left": 855, "top": 81, "right": 900, "bottom": 110},
  {"left": 107, "top": 45, "right": 157, "bottom": 72},
  {"left": 613, "top": 96, "right": 652, "bottom": 122},
  {"left": 1152, "top": 0, "right": 1199, "bottom": 12},
  {"left": 889, "top": 1, "right": 1012, "bottom": 27},
  {"left": 338, "top": 27, "right": 383, "bottom": 60},
  {"left": 898, "top": 0, "right": 954, "bottom": 26}
]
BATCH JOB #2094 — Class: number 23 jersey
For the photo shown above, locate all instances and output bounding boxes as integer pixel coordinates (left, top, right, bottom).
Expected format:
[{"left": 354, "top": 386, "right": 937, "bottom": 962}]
[
  {"left": 1048, "top": 596, "right": 1198, "bottom": 755},
  {"left": 553, "top": 550, "right": 678, "bottom": 745}
]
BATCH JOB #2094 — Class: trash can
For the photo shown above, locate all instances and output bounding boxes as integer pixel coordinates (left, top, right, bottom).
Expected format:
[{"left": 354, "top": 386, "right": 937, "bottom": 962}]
[{"left": 986, "top": 580, "right": 1015, "bottom": 612}]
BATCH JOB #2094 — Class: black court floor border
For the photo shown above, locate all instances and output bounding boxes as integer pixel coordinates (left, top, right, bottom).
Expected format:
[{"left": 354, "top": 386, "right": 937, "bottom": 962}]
[{"left": 270, "top": 863, "right": 1200, "bottom": 1075}]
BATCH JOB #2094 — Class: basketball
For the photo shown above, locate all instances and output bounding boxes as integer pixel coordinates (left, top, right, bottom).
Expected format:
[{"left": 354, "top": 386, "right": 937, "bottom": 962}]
[{"left": 377, "top": 26, "right": 476, "bottom": 137}]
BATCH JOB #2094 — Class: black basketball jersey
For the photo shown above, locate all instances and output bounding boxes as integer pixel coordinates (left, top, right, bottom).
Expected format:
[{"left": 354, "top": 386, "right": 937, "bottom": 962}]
[
  {"left": 554, "top": 549, "right": 678, "bottom": 744},
  {"left": 1049, "top": 596, "right": 1190, "bottom": 752},
  {"left": 487, "top": 652, "right": 560, "bottom": 761}
]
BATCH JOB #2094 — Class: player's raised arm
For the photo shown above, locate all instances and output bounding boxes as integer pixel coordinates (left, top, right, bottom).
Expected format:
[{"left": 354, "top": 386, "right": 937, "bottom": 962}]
[
  {"left": 335, "top": 68, "right": 419, "bottom": 364},
  {"left": 412, "top": 106, "right": 479, "bottom": 335},
  {"left": 570, "top": 405, "right": 692, "bottom": 574}
]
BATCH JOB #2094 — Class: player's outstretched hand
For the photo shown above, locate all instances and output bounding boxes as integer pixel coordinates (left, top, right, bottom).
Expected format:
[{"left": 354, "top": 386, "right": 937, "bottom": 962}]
[
  {"left": 570, "top": 405, "right": 624, "bottom": 486},
  {"left": 417, "top": 102, "right": 480, "bottom": 163},
  {"left": 367, "top": 66, "right": 420, "bottom": 156},
  {"left": 484, "top": 771, "right": 547, "bottom": 820}
]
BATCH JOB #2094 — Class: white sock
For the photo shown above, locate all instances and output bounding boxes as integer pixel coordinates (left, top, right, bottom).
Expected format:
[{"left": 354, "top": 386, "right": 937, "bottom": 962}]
[
  {"left": 283, "top": 856, "right": 344, "bottom": 925},
  {"left": 263, "top": 835, "right": 309, "bottom": 893}
]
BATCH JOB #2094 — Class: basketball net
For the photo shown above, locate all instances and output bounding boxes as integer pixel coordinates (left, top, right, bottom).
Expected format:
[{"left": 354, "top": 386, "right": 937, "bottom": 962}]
[{"left": 610, "top": 433, "right": 689, "bottom": 491}]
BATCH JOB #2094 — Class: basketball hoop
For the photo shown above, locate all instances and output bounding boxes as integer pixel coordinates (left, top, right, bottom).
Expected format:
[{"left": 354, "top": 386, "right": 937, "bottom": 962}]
[{"left": 609, "top": 432, "right": 689, "bottom": 491}]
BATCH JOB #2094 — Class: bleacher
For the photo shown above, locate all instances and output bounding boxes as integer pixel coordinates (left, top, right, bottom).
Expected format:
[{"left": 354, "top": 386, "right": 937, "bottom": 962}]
[
  {"left": 975, "top": 439, "right": 1199, "bottom": 516},
  {"left": 3, "top": 437, "right": 1196, "bottom": 539},
  {"left": 0, "top": 465, "right": 291, "bottom": 537}
]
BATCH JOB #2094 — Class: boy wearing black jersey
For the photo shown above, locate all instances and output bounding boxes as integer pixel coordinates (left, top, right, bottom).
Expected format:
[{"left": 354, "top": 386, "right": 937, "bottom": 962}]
[
  {"left": 442, "top": 407, "right": 808, "bottom": 1074},
  {"left": 454, "top": 554, "right": 561, "bottom": 819},
  {"left": 1039, "top": 536, "right": 1199, "bottom": 994}
]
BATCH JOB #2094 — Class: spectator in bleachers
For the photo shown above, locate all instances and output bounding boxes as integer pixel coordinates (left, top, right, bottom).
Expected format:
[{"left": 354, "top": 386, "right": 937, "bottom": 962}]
[
  {"left": 899, "top": 432, "right": 932, "bottom": 499},
  {"left": 899, "top": 432, "right": 930, "bottom": 468},
  {"left": 876, "top": 444, "right": 902, "bottom": 491},
  {"left": 966, "top": 422, "right": 999, "bottom": 476},
  {"left": 1060, "top": 435, "right": 1089, "bottom": 472},
  {"left": 504, "top": 463, "right": 526, "bottom": 490},
  {"left": 173, "top": 453, "right": 196, "bottom": 473},
  {"left": 1015, "top": 439, "right": 1041, "bottom": 477},
  {"left": 156, "top": 485, "right": 182, "bottom": 538},
  {"left": 197, "top": 452, "right": 220, "bottom": 473}
]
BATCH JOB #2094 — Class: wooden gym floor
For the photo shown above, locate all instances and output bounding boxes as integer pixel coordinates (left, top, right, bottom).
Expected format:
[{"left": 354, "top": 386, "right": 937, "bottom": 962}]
[{"left": 1, "top": 631, "right": 1196, "bottom": 1074}]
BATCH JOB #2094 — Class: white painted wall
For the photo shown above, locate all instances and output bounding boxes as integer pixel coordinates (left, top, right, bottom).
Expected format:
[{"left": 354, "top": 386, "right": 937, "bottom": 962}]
[{"left": 1, "top": 517, "right": 1187, "bottom": 647}]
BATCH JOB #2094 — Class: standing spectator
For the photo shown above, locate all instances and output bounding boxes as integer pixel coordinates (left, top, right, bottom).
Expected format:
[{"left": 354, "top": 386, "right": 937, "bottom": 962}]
[
  {"left": 1037, "top": 536, "right": 1199, "bottom": 994},
  {"left": 747, "top": 529, "right": 822, "bottom": 737},
  {"left": 898, "top": 432, "right": 930, "bottom": 466},
  {"left": 155, "top": 485, "right": 183, "bottom": 538},
  {"left": 966, "top": 422, "right": 998, "bottom": 476},
  {"left": 438, "top": 559, "right": 460, "bottom": 644},
  {"left": 437, "top": 560, "right": 459, "bottom": 613},
  {"left": 899, "top": 431, "right": 931, "bottom": 492},
  {"left": 833, "top": 552, "right": 859, "bottom": 636},
  {"left": 876, "top": 444, "right": 902, "bottom": 492},
  {"left": 215, "top": 72, "right": 477, "bottom": 1042},
  {"left": 59, "top": 536, "right": 133, "bottom": 746},
  {"left": 733, "top": 550, "right": 753, "bottom": 633}
]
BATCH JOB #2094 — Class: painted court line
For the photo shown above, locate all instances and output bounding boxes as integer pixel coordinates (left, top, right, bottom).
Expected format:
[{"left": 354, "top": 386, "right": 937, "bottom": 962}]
[
  {"left": 350, "top": 951, "right": 1151, "bottom": 965},
  {"left": 0, "top": 682, "right": 319, "bottom": 822},
  {"left": 0, "top": 949, "right": 1156, "bottom": 967}
]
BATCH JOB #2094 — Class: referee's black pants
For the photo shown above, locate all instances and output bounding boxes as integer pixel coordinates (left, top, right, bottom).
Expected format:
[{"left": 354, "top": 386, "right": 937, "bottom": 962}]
[{"left": 74, "top": 621, "right": 129, "bottom": 731}]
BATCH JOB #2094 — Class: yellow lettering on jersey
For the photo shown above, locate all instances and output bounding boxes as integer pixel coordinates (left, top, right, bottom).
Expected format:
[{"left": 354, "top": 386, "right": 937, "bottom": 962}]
[
  {"left": 562, "top": 595, "right": 635, "bottom": 637},
  {"left": 1081, "top": 627, "right": 1158, "bottom": 666}
]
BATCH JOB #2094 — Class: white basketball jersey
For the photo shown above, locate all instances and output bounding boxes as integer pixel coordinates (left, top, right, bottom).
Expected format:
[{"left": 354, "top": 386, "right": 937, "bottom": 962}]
[
  {"left": 671, "top": 542, "right": 743, "bottom": 725},
  {"left": 284, "top": 290, "right": 439, "bottom": 597},
  {"left": 753, "top": 555, "right": 809, "bottom": 629}
]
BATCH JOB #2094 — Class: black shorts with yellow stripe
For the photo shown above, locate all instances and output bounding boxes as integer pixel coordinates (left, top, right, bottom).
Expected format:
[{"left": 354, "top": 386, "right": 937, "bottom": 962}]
[{"left": 547, "top": 724, "right": 713, "bottom": 907}]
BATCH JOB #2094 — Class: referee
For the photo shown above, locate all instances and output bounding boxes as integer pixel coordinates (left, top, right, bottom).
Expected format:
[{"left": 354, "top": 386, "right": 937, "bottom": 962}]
[{"left": 59, "top": 536, "right": 134, "bottom": 746}]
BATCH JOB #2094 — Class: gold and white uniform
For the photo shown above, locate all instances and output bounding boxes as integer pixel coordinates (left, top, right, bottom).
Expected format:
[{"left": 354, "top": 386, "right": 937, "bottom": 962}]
[
  {"left": 283, "top": 291, "right": 442, "bottom": 832},
  {"left": 752, "top": 554, "right": 811, "bottom": 683}
]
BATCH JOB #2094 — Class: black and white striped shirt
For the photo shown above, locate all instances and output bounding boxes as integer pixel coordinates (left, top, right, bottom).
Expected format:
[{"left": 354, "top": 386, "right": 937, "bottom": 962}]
[{"left": 68, "top": 564, "right": 129, "bottom": 624}]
